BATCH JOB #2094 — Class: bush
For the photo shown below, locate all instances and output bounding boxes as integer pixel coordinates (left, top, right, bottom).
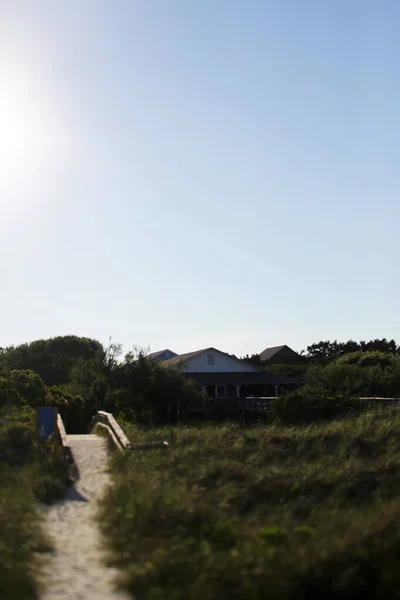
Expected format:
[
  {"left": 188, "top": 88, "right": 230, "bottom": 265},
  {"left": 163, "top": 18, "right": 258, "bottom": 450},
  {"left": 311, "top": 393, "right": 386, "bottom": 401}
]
[
  {"left": 0, "top": 406, "right": 71, "bottom": 599},
  {"left": 111, "top": 355, "right": 206, "bottom": 425},
  {"left": 100, "top": 413, "right": 400, "bottom": 600},
  {"left": 9, "top": 370, "right": 47, "bottom": 407},
  {"left": 272, "top": 388, "right": 361, "bottom": 424},
  {"left": 307, "top": 352, "right": 400, "bottom": 398},
  {"left": 46, "top": 387, "right": 86, "bottom": 433}
]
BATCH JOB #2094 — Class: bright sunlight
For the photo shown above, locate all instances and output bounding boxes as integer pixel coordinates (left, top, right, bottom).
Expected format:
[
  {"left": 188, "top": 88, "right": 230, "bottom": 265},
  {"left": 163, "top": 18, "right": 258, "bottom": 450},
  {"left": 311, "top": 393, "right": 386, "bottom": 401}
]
[{"left": 0, "top": 71, "right": 55, "bottom": 189}]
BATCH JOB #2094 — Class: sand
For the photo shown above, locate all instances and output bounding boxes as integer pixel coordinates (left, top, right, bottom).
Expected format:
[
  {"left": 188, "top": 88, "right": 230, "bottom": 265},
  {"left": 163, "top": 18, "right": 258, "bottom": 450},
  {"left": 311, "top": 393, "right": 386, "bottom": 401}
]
[{"left": 39, "top": 434, "right": 131, "bottom": 600}]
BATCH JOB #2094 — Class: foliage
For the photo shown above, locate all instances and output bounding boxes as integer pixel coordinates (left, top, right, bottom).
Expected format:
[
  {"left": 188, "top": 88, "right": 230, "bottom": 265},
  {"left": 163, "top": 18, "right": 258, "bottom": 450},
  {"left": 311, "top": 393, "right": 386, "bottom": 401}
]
[
  {"left": 4, "top": 335, "right": 400, "bottom": 434},
  {"left": 306, "top": 339, "right": 400, "bottom": 365},
  {"left": 8, "top": 369, "right": 47, "bottom": 407},
  {"left": 46, "top": 387, "right": 86, "bottom": 434},
  {"left": 264, "top": 363, "right": 307, "bottom": 378},
  {"left": 0, "top": 376, "right": 23, "bottom": 406},
  {"left": 112, "top": 353, "right": 206, "bottom": 424},
  {"left": 0, "top": 406, "right": 72, "bottom": 599},
  {"left": 240, "top": 353, "right": 264, "bottom": 366},
  {"left": 306, "top": 352, "right": 400, "bottom": 398},
  {"left": 1, "top": 338, "right": 205, "bottom": 430},
  {"left": 100, "top": 411, "right": 400, "bottom": 600},
  {"left": 272, "top": 388, "right": 361, "bottom": 424},
  {"left": 0, "top": 336, "right": 104, "bottom": 385}
]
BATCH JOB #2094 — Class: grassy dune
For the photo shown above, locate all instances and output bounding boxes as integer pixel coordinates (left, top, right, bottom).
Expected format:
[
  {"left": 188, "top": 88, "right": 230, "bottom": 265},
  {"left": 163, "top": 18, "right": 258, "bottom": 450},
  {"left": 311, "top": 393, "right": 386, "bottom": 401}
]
[
  {"left": 0, "top": 406, "right": 71, "bottom": 600},
  {"left": 100, "top": 409, "right": 400, "bottom": 600}
]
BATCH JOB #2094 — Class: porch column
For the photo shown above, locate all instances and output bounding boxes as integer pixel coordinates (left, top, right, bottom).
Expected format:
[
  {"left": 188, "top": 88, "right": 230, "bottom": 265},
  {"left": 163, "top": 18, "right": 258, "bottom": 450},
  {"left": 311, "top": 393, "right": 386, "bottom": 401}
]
[
  {"left": 273, "top": 384, "right": 280, "bottom": 397},
  {"left": 235, "top": 384, "right": 242, "bottom": 397}
]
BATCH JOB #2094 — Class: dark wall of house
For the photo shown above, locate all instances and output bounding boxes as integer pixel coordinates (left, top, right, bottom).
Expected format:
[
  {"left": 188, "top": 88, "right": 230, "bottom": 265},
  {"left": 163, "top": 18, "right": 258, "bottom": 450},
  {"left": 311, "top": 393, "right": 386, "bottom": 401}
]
[{"left": 267, "top": 346, "right": 302, "bottom": 365}]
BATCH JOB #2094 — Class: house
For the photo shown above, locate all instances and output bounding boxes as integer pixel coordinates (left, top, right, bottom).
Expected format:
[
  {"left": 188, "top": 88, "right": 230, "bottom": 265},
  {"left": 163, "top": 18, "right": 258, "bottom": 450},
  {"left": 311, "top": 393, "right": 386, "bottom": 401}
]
[
  {"left": 161, "top": 347, "right": 299, "bottom": 400},
  {"left": 147, "top": 349, "right": 178, "bottom": 362},
  {"left": 259, "top": 345, "right": 302, "bottom": 365}
]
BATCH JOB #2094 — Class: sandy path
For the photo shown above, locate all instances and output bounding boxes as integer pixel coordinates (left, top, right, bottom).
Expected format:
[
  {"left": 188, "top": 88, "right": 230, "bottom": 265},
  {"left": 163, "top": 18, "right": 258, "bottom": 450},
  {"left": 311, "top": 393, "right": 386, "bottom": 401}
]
[{"left": 39, "top": 434, "right": 131, "bottom": 600}]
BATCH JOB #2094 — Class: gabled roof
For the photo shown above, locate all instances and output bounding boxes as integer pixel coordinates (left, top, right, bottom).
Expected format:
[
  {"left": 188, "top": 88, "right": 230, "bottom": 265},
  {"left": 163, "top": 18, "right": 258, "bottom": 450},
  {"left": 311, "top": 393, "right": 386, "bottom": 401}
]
[
  {"left": 162, "top": 347, "right": 262, "bottom": 371},
  {"left": 259, "top": 345, "right": 293, "bottom": 362},
  {"left": 147, "top": 349, "right": 177, "bottom": 360},
  {"left": 162, "top": 347, "right": 215, "bottom": 367}
]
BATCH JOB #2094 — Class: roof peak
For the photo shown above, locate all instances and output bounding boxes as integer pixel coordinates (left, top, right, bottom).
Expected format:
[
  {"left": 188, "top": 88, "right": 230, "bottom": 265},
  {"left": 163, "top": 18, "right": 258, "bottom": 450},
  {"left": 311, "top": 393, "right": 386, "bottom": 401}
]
[{"left": 162, "top": 347, "right": 264, "bottom": 371}]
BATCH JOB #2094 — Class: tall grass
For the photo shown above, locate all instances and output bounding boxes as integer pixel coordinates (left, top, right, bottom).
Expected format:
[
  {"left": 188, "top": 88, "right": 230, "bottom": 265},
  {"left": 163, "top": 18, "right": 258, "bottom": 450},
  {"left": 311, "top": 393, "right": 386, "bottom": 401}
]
[
  {"left": 0, "top": 406, "right": 71, "bottom": 600},
  {"left": 100, "top": 409, "right": 400, "bottom": 599}
]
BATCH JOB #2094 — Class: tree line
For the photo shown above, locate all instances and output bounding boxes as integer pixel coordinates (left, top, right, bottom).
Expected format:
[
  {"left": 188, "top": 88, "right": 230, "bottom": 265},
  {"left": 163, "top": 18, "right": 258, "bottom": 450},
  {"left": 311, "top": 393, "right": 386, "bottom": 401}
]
[
  {"left": 0, "top": 336, "right": 204, "bottom": 430},
  {"left": 244, "top": 338, "right": 400, "bottom": 421},
  {"left": 243, "top": 338, "right": 400, "bottom": 368},
  {"left": 2, "top": 335, "right": 400, "bottom": 429}
]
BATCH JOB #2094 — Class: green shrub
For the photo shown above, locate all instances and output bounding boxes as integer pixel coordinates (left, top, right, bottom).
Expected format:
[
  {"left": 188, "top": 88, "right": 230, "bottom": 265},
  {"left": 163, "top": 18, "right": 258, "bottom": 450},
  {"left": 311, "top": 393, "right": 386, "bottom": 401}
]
[
  {"left": 100, "top": 412, "right": 400, "bottom": 599},
  {"left": 272, "top": 388, "right": 361, "bottom": 424},
  {"left": 9, "top": 370, "right": 47, "bottom": 407},
  {"left": 0, "top": 486, "right": 43, "bottom": 600},
  {"left": 0, "top": 406, "right": 71, "bottom": 599}
]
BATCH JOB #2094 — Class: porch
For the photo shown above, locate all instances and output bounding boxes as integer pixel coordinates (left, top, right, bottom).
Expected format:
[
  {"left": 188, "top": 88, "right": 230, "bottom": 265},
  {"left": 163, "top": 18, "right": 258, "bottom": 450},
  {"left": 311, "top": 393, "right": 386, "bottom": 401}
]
[
  {"left": 182, "top": 371, "right": 301, "bottom": 416},
  {"left": 203, "top": 382, "right": 280, "bottom": 400}
]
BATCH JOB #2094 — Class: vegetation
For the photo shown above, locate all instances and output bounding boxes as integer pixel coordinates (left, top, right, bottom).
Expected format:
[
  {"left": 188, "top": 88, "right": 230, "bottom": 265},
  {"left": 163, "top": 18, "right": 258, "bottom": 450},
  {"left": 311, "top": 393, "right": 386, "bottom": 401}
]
[
  {"left": 304, "top": 351, "right": 400, "bottom": 400},
  {"left": 0, "top": 337, "right": 205, "bottom": 428},
  {"left": 243, "top": 339, "right": 400, "bottom": 404},
  {"left": 305, "top": 338, "right": 400, "bottom": 365},
  {"left": 0, "top": 336, "right": 104, "bottom": 385},
  {"left": 2, "top": 334, "right": 400, "bottom": 598},
  {"left": 100, "top": 410, "right": 400, "bottom": 600},
  {"left": 2, "top": 335, "right": 400, "bottom": 430},
  {"left": 0, "top": 405, "right": 72, "bottom": 600}
]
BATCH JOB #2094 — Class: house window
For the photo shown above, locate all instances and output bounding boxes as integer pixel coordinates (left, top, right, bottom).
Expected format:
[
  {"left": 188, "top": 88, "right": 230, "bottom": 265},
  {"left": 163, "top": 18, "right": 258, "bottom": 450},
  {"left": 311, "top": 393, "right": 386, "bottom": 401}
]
[
  {"left": 207, "top": 353, "right": 215, "bottom": 365},
  {"left": 216, "top": 384, "right": 226, "bottom": 398}
]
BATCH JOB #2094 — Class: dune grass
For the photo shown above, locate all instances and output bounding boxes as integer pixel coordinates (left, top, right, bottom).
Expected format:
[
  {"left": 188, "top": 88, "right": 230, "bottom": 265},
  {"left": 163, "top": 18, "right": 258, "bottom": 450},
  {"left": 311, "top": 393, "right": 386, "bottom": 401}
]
[
  {"left": 100, "top": 409, "right": 400, "bottom": 599},
  {"left": 0, "top": 406, "right": 72, "bottom": 600}
]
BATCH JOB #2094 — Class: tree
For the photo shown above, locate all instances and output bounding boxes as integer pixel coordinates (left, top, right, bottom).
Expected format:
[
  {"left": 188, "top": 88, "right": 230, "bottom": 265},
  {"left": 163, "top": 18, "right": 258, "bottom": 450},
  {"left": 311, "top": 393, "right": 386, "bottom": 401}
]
[
  {"left": 0, "top": 377, "right": 22, "bottom": 406},
  {"left": 359, "top": 338, "right": 399, "bottom": 355},
  {"left": 263, "top": 364, "right": 307, "bottom": 378},
  {"left": 0, "top": 336, "right": 104, "bottom": 386},
  {"left": 241, "top": 354, "right": 264, "bottom": 367},
  {"left": 9, "top": 370, "right": 47, "bottom": 407},
  {"left": 306, "top": 351, "right": 400, "bottom": 398},
  {"left": 305, "top": 339, "right": 400, "bottom": 366},
  {"left": 111, "top": 352, "right": 205, "bottom": 424},
  {"left": 305, "top": 341, "right": 344, "bottom": 365}
]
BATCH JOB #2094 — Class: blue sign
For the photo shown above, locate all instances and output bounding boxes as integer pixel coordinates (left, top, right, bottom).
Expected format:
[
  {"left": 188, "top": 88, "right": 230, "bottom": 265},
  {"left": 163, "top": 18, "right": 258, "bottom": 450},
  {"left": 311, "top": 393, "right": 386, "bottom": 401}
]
[{"left": 36, "top": 407, "right": 58, "bottom": 441}]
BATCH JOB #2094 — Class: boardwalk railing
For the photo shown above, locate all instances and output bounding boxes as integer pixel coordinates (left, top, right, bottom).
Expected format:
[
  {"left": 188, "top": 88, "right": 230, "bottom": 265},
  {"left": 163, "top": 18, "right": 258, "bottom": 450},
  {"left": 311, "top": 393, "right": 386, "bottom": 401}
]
[
  {"left": 91, "top": 410, "right": 132, "bottom": 452},
  {"left": 230, "top": 396, "right": 400, "bottom": 414},
  {"left": 90, "top": 410, "right": 169, "bottom": 452},
  {"left": 56, "top": 413, "right": 73, "bottom": 461},
  {"left": 238, "top": 397, "right": 278, "bottom": 413}
]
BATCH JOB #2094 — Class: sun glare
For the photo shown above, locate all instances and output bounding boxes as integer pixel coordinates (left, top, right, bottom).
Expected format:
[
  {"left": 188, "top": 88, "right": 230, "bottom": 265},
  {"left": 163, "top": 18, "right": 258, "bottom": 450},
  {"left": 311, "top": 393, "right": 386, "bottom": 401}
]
[
  {"left": 0, "top": 62, "right": 72, "bottom": 197},
  {"left": 0, "top": 73, "right": 52, "bottom": 188}
]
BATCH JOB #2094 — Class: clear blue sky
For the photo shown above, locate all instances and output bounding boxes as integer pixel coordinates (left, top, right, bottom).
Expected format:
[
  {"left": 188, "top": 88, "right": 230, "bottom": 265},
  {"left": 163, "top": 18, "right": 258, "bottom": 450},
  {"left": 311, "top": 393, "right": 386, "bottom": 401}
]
[{"left": 1, "top": 0, "right": 399, "bottom": 357}]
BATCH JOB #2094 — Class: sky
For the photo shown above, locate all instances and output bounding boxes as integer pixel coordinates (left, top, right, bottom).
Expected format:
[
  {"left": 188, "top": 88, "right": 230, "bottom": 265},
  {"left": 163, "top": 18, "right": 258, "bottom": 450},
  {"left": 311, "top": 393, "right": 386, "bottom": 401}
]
[{"left": 1, "top": 0, "right": 400, "bottom": 357}]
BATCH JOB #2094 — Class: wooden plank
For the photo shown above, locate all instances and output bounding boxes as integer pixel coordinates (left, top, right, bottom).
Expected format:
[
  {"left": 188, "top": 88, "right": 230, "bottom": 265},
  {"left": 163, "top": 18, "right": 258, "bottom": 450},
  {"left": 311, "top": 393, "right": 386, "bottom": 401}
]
[
  {"left": 93, "top": 422, "right": 125, "bottom": 452},
  {"left": 57, "top": 414, "right": 68, "bottom": 447},
  {"left": 95, "top": 411, "right": 131, "bottom": 449},
  {"left": 106, "top": 413, "right": 131, "bottom": 449},
  {"left": 132, "top": 441, "right": 169, "bottom": 451},
  {"left": 56, "top": 414, "right": 73, "bottom": 462},
  {"left": 93, "top": 411, "right": 169, "bottom": 452}
]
